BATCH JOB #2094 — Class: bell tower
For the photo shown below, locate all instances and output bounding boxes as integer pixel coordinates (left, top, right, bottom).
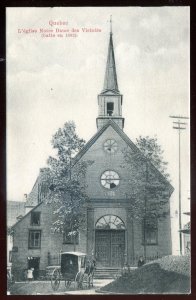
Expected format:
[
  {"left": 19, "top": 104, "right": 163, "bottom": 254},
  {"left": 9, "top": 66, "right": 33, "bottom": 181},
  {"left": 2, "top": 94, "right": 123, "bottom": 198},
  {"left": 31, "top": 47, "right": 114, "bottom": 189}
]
[{"left": 96, "top": 18, "right": 124, "bottom": 130}]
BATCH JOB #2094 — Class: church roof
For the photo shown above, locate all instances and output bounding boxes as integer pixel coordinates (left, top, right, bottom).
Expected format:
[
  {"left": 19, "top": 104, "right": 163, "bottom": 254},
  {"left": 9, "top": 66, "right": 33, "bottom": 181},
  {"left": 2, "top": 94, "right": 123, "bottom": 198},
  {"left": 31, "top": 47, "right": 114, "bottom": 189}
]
[
  {"left": 101, "top": 33, "right": 119, "bottom": 94},
  {"left": 73, "top": 119, "right": 174, "bottom": 194}
]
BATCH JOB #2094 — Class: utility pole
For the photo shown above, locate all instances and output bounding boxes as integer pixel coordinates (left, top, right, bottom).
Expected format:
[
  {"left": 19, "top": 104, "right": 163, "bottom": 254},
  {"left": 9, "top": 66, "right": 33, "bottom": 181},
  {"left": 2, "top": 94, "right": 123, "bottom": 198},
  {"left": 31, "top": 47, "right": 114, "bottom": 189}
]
[
  {"left": 169, "top": 115, "right": 189, "bottom": 255},
  {"left": 143, "top": 160, "right": 148, "bottom": 261}
]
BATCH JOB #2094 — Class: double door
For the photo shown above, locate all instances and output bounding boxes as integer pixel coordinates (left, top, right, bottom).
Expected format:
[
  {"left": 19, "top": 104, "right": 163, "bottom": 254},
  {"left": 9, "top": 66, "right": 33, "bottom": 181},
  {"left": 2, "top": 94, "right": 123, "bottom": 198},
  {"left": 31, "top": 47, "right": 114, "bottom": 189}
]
[{"left": 95, "top": 230, "right": 125, "bottom": 267}]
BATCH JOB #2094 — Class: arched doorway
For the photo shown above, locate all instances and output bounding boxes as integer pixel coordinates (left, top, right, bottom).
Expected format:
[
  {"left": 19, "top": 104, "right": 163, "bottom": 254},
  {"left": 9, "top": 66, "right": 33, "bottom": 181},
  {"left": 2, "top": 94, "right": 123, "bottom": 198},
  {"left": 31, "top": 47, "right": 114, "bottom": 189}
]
[{"left": 95, "top": 215, "right": 125, "bottom": 267}]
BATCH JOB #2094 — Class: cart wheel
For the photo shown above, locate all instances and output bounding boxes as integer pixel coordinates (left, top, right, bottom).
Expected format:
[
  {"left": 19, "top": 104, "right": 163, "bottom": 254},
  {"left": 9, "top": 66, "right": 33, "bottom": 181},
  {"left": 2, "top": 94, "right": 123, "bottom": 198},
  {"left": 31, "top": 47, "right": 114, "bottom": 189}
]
[
  {"left": 75, "top": 272, "right": 82, "bottom": 289},
  {"left": 65, "top": 280, "right": 71, "bottom": 288},
  {"left": 51, "top": 269, "right": 60, "bottom": 291}
]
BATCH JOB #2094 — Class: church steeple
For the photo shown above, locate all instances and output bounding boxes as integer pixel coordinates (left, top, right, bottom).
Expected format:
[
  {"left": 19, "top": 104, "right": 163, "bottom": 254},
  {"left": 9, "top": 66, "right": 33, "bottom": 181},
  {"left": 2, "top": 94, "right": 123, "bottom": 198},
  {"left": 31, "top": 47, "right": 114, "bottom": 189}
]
[
  {"left": 96, "top": 18, "right": 124, "bottom": 130},
  {"left": 102, "top": 25, "right": 119, "bottom": 93}
]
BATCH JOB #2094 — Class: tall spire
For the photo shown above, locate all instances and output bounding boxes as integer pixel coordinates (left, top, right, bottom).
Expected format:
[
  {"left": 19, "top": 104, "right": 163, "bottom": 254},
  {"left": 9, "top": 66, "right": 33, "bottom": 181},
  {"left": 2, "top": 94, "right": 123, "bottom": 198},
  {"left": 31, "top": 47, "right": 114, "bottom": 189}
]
[
  {"left": 102, "top": 16, "right": 119, "bottom": 93},
  {"left": 96, "top": 18, "right": 124, "bottom": 131}
]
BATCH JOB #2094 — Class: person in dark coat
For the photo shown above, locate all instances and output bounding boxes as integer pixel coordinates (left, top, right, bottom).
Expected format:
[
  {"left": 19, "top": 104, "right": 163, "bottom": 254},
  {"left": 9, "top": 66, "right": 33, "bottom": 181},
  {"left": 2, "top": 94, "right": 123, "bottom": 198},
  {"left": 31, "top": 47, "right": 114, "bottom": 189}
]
[{"left": 138, "top": 256, "right": 145, "bottom": 267}]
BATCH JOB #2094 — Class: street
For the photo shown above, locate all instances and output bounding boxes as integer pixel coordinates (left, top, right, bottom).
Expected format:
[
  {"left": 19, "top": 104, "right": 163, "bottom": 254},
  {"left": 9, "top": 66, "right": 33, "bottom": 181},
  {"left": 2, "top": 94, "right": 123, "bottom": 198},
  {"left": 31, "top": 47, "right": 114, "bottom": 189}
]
[{"left": 10, "top": 279, "right": 113, "bottom": 295}]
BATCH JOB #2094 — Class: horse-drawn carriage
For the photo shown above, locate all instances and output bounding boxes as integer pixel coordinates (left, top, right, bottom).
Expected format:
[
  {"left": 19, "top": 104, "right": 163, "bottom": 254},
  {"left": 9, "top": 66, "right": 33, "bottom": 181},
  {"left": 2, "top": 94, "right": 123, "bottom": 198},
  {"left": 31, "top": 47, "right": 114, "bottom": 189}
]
[{"left": 51, "top": 252, "right": 95, "bottom": 291}]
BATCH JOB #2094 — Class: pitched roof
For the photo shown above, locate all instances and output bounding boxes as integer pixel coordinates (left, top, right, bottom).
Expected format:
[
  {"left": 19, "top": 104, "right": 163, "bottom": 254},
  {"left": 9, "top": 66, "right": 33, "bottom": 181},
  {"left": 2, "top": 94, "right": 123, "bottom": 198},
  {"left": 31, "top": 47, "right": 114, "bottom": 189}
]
[
  {"left": 25, "top": 168, "right": 50, "bottom": 207},
  {"left": 101, "top": 33, "right": 119, "bottom": 94},
  {"left": 7, "top": 201, "right": 26, "bottom": 226},
  {"left": 73, "top": 119, "right": 174, "bottom": 194}
]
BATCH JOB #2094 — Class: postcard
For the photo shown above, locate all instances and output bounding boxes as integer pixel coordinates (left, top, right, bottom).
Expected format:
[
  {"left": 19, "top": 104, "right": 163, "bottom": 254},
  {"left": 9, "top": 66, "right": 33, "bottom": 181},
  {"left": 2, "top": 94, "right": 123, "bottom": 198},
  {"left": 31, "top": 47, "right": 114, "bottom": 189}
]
[{"left": 6, "top": 6, "right": 190, "bottom": 295}]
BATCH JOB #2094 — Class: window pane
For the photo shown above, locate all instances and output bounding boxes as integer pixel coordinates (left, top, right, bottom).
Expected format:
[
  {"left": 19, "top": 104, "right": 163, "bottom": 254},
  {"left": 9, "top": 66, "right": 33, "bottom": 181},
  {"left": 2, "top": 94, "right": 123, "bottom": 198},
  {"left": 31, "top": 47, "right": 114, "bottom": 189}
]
[
  {"left": 29, "top": 231, "right": 41, "bottom": 248},
  {"left": 143, "top": 216, "right": 157, "bottom": 244},
  {"left": 31, "top": 212, "right": 40, "bottom": 225},
  {"left": 110, "top": 222, "right": 116, "bottom": 229},
  {"left": 111, "top": 215, "right": 116, "bottom": 223},
  {"left": 101, "top": 170, "right": 120, "bottom": 190},
  {"left": 96, "top": 215, "right": 125, "bottom": 229}
]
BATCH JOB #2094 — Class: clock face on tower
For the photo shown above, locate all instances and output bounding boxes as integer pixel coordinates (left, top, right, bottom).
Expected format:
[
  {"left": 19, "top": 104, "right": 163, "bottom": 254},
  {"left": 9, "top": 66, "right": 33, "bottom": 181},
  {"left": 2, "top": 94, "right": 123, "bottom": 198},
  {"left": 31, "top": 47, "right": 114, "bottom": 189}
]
[
  {"left": 101, "top": 170, "right": 120, "bottom": 189},
  {"left": 103, "top": 139, "right": 118, "bottom": 154}
]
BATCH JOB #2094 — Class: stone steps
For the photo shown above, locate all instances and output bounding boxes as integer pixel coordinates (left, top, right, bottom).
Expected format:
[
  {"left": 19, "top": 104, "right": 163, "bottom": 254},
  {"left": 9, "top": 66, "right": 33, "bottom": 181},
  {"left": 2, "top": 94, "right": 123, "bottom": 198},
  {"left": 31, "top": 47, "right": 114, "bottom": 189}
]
[{"left": 94, "top": 267, "right": 120, "bottom": 279}]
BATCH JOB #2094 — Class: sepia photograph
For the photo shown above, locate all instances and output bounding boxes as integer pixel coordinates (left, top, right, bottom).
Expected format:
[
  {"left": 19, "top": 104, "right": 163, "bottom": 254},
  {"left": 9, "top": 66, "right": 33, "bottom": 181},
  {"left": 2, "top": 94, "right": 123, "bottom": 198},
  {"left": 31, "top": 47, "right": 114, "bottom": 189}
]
[{"left": 6, "top": 6, "right": 190, "bottom": 295}]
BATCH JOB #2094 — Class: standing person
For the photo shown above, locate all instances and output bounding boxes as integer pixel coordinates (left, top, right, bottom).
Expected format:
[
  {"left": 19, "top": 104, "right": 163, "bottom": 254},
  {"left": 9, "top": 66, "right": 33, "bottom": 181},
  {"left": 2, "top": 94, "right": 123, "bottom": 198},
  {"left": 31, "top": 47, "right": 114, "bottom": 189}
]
[
  {"left": 27, "top": 268, "right": 34, "bottom": 282},
  {"left": 138, "top": 256, "right": 145, "bottom": 267}
]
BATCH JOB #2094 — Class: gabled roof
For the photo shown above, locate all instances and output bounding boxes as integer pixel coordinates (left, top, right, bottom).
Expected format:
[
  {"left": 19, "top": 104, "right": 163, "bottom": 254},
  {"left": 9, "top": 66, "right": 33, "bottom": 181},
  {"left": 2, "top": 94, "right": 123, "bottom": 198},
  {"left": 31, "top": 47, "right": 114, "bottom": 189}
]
[{"left": 73, "top": 119, "right": 174, "bottom": 193}]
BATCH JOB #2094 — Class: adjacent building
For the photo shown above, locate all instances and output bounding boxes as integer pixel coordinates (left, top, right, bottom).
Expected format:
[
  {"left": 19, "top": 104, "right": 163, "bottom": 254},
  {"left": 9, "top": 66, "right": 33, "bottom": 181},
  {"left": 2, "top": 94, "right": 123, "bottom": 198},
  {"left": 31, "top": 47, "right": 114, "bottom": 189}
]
[{"left": 7, "top": 201, "right": 26, "bottom": 267}]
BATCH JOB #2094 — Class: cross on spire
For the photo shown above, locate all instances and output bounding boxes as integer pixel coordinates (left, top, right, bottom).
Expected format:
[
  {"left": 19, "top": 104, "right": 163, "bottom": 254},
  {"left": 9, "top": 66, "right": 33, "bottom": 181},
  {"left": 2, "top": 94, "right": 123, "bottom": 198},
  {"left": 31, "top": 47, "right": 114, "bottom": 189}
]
[{"left": 110, "top": 15, "right": 113, "bottom": 34}]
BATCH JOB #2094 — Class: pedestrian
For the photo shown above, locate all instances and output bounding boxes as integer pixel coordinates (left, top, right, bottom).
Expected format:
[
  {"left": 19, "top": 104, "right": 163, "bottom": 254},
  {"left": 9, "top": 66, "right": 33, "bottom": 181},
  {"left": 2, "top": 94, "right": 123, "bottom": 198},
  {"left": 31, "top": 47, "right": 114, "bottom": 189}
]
[
  {"left": 138, "top": 256, "right": 145, "bottom": 267},
  {"left": 27, "top": 268, "right": 34, "bottom": 282}
]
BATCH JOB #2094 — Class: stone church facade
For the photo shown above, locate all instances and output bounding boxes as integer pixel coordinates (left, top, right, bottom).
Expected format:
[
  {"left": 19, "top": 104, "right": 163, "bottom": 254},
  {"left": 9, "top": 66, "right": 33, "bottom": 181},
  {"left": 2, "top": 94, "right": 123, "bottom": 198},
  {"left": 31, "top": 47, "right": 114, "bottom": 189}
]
[{"left": 11, "top": 29, "right": 173, "bottom": 278}]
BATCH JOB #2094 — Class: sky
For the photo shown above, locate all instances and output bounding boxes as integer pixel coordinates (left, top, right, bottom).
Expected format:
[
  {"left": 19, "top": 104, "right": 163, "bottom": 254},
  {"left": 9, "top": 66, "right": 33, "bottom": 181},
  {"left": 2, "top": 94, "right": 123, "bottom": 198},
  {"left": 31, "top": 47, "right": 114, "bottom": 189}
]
[{"left": 6, "top": 7, "right": 190, "bottom": 254}]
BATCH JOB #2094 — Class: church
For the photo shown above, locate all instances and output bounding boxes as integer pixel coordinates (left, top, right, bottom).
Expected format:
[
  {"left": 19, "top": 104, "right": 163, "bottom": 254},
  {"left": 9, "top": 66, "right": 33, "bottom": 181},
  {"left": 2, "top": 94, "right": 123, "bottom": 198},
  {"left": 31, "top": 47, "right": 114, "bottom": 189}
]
[{"left": 11, "top": 26, "right": 174, "bottom": 279}]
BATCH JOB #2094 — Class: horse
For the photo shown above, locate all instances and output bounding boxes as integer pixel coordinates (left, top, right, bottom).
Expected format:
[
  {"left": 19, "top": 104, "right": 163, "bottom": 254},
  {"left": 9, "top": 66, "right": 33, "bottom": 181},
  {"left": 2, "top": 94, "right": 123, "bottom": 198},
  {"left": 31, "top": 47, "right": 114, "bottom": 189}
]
[{"left": 83, "top": 258, "right": 96, "bottom": 287}]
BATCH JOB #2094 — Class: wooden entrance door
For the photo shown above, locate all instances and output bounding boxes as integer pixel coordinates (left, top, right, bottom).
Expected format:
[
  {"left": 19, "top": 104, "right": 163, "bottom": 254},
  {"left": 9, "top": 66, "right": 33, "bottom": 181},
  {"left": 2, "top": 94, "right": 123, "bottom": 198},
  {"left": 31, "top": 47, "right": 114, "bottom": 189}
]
[{"left": 95, "top": 230, "right": 125, "bottom": 267}]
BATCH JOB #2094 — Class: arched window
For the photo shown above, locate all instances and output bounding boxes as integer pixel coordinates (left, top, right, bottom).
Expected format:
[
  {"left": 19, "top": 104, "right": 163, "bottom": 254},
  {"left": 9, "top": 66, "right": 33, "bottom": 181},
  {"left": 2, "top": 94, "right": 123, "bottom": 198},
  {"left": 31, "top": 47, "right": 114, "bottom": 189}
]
[
  {"left": 143, "top": 215, "right": 158, "bottom": 245},
  {"left": 96, "top": 215, "right": 125, "bottom": 230}
]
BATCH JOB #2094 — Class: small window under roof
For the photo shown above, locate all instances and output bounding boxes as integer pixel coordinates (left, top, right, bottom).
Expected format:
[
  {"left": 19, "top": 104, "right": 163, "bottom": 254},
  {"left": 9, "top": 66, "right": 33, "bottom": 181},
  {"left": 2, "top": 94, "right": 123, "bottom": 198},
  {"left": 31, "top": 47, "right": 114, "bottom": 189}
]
[{"left": 31, "top": 212, "right": 41, "bottom": 226}]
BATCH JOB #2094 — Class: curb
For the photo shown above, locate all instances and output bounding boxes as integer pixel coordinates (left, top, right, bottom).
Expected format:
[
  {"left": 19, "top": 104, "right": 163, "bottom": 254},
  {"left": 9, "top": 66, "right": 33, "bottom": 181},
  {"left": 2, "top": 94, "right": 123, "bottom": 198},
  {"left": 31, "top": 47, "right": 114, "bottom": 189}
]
[{"left": 95, "top": 289, "right": 125, "bottom": 295}]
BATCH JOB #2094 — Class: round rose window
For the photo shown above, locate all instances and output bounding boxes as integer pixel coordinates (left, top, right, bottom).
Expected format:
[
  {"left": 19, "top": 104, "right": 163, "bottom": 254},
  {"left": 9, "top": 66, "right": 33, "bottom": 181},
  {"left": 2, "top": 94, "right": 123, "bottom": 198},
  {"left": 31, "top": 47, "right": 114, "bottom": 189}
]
[
  {"left": 103, "top": 139, "right": 117, "bottom": 154},
  {"left": 101, "top": 170, "right": 120, "bottom": 189}
]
